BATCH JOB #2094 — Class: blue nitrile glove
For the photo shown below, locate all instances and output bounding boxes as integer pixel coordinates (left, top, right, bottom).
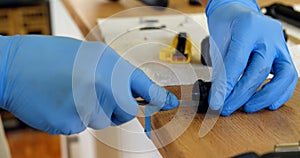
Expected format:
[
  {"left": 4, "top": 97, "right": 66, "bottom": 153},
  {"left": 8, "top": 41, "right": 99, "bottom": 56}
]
[
  {"left": 206, "top": 0, "right": 298, "bottom": 116},
  {"left": 0, "top": 35, "right": 178, "bottom": 135}
]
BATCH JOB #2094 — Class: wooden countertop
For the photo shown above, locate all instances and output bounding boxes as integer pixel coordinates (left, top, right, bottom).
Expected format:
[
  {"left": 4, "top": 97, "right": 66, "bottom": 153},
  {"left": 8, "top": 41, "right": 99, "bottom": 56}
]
[
  {"left": 62, "top": 0, "right": 300, "bottom": 157},
  {"left": 150, "top": 84, "right": 300, "bottom": 158}
]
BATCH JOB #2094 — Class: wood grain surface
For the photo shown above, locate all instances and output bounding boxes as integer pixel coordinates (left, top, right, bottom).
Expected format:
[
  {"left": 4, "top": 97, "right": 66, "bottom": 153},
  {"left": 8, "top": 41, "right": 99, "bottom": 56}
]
[
  {"left": 6, "top": 128, "right": 61, "bottom": 158},
  {"left": 148, "top": 83, "right": 300, "bottom": 157}
]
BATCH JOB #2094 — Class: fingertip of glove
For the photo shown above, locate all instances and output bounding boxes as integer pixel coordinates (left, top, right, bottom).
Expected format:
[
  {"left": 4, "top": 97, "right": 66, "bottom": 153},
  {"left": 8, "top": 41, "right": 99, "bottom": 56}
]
[
  {"left": 111, "top": 113, "right": 135, "bottom": 126},
  {"left": 209, "top": 99, "right": 223, "bottom": 111},
  {"left": 243, "top": 104, "right": 258, "bottom": 114},
  {"left": 268, "top": 104, "right": 281, "bottom": 111},
  {"left": 161, "top": 91, "right": 179, "bottom": 111},
  {"left": 220, "top": 110, "right": 232, "bottom": 117}
]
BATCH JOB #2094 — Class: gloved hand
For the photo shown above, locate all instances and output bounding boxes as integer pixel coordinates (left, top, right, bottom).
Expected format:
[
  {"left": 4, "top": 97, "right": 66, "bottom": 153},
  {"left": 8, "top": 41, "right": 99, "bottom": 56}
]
[
  {"left": 0, "top": 35, "right": 178, "bottom": 135},
  {"left": 206, "top": 0, "right": 298, "bottom": 116}
]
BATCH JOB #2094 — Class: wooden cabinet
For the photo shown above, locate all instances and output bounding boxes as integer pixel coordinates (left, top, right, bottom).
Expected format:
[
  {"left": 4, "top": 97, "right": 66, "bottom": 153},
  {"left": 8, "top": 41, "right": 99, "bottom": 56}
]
[
  {"left": 0, "top": 0, "right": 51, "bottom": 35},
  {"left": 0, "top": 0, "right": 52, "bottom": 130}
]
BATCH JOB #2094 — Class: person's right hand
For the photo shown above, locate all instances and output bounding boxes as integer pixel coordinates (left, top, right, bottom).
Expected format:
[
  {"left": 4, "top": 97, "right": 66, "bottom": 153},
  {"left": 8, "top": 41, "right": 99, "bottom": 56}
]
[
  {"left": 206, "top": 0, "right": 298, "bottom": 116},
  {"left": 0, "top": 35, "right": 178, "bottom": 135}
]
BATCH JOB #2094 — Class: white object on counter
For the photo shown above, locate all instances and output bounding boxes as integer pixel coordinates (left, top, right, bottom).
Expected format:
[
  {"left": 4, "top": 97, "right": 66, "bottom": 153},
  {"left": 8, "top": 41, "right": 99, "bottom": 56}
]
[
  {"left": 98, "top": 14, "right": 212, "bottom": 86},
  {"left": 289, "top": 44, "right": 300, "bottom": 75}
]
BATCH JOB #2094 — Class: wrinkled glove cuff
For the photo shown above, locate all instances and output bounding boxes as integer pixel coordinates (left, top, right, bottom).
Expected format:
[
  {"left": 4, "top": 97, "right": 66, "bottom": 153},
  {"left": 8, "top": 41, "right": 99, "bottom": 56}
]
[
  {"left": 0, "top": 35, "right": 20, "bottom": 109},
  {"left": 0, "top": 36, "right": 15, "bottom": 107},
  {"left": 206, "top": 0, "right": 260, "bottom": 16}
]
